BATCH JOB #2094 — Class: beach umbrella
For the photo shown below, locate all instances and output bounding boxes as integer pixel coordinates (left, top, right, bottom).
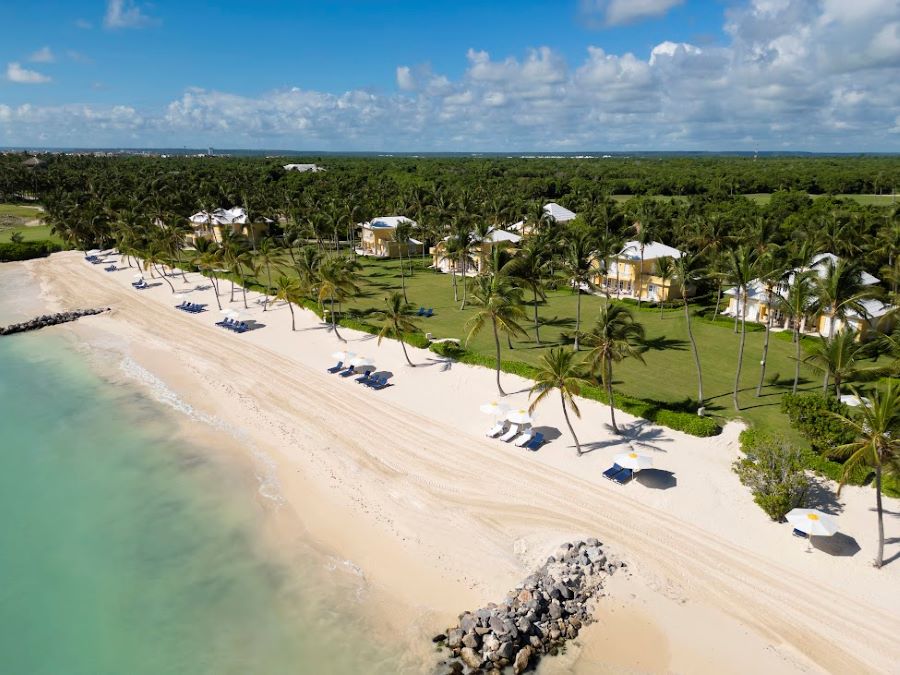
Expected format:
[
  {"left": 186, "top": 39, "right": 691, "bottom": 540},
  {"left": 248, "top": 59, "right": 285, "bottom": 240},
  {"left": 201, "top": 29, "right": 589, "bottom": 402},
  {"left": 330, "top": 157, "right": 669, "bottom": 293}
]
[
  {"left": 613, "top": 451, "right": 654, "bottom": 472},
  {"left": 506, "top": 408, "right": 534, "bottom": 425},
  {"left": 480, "top": 401, "right": 510, "bottom": 416},
  {"left": 350, "top": 356, "right": 375, "bottom": 368},
  {"left": 786, "top": 509, "right": 838, "bottom": 537},
  {"left": 331, "top": 350, "right": 355, "bottom": 362}
]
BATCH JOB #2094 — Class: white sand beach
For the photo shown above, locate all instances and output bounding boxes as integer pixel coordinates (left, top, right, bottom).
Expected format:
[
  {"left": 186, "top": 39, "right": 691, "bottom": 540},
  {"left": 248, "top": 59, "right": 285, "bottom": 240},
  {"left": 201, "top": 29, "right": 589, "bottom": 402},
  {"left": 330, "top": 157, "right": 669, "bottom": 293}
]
[{"left": 23, "top": 251, "right": 900, "bottom": 673}]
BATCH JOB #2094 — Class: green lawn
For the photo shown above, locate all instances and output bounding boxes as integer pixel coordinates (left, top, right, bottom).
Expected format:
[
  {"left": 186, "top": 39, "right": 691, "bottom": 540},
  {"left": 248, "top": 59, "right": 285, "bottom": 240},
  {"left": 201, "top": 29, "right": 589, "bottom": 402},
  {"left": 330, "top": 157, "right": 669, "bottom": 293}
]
[
  {"left": 0, "top": 203, "right": 43, "bottom": 219},
  {"left": 263, "top": 254, "right": 882, "bottom": 439},
  {"left": 0, "top": 203, "right": 58, "bottom": 243},
  {"left": 609, "top": 194, "right": 897, "bottom": 206},
  {"left": 0, "top": 224, "right": 58, "bottom": 243}
]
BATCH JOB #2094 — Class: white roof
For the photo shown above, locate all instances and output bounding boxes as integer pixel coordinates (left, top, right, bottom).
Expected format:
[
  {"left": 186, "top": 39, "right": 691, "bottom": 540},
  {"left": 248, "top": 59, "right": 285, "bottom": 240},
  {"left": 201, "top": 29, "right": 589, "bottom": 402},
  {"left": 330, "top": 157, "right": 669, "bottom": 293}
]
[
  {"left": 847, "top": 298, "right": 892, "bottom": 320},
  {"left": 481, "top": 228, "right": 522, "bottom": 244},
  {"left": 507, "top": 220, "right": 526, "bottom": 232},
  {"left": 364, "top": 215, "right": 417, "bottom": 230},
  {"left": 809, "top": 253, "right": 879, "bottom": 285},
  {"left": 189, "top": 207, "right": 248, "bottom": 226},
  {"left": 618, "top": 240, "right": 684, "bottom": 261},
  {"left": 543, "top": 202, "right": 577, "bottom": 223},
  {"left": 283, "top": 163, "right": 323, "bottom": 172}
]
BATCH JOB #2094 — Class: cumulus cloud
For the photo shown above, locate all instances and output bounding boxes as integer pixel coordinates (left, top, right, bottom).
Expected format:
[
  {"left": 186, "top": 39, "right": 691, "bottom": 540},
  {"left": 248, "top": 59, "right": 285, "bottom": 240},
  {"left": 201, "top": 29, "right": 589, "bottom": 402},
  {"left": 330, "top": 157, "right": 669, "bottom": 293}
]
[
  {"left": 6, "top": 62, "right": 51, "bottom": 84},
  {"left": 28, "top": 47, "right": 55, "bottom": 63},
  {"left": 104, "top": 0, "right": 157, "bottom": 29},
  {"left": 2, "top": 0, "right": 898, "bottom": 151},
  {"left": 581, "top": 0, "right": 684, "bottom": 26}
]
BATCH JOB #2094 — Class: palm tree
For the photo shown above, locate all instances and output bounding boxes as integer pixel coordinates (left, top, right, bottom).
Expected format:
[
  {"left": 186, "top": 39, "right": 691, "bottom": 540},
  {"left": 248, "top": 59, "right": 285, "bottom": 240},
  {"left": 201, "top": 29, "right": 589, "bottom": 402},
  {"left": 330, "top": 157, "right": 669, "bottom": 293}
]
[
  {"left": 724, "top": 245, "right": 757, "bottom": 411},
  {"left": 375, "top": 292, "right": 420, "bottom": 367},
  {"left": 674, "top": 251, "right": 705, "bottom": 413},
  {"left": 776, "top": 269, "right": 816, "bottom": 393},
  {"left": 316, "top": 256, "right": 360, "bottom": 343},
  {"left": 561, "top": 231, "right": 596, "bottom": 351},
  {"left": 828, "top": 383, "right": 900, "bottom": 568},
  {"left": 255, "top": 237, "right": 283, "bottom": 311},
  {"left": 585, "top": 304, "right": 646, "bottom": 433},
  {"left": 803, "top": 329, "right": 870, "bottom": 398},
  {"left": 629, "top": 199, "right": 657, "bottom": 307},
  {"left": 192, "top": 244, "right": 224, "bottom": 311},
  {"left": 754, "top": 252, "right": 788, "bottom": 397},
  {"left": 273, "top": 275, "right": 301, "bottom": 330},
  {"left": 393, "top": 219, "right": 413, "bottom": 303},
  {"left": 505, "top": 238, "right": 547, "bottom": 345},
  {"left": 654, "top": 256, "right": 675, "bottom": 318},
  {"left": 528, "top": 348, "right": 592, "bottom": 455},
  {"left": 812, "top": 256, "right": 877, "bottom": 339},
  {"left": 143, "top": 242, "right": 176, "bottom": 293},
  {"left": 465, "top": 274, "right": 528, "bottom": 395}
]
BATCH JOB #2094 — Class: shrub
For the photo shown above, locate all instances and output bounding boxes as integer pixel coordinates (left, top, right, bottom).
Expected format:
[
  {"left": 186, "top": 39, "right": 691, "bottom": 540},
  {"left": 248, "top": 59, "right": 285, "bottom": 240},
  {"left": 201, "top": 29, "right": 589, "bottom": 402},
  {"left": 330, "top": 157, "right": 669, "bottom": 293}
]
[
  {"left": 781, "top": 393, "right": 854, "bottom": 453},
  {"left": 0, "top": 240, "right": 63, "bottom": 261},
  {"left": 734, "top": 430, "right": 810, "bottom": 520}
]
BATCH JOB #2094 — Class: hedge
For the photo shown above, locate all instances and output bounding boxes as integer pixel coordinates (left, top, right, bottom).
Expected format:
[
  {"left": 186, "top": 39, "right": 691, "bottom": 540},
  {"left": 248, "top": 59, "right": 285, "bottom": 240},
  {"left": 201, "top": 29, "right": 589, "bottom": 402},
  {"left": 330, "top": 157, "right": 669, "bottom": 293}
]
[{"left": 0, "top": 240, "right": 63, "bottom": 262}]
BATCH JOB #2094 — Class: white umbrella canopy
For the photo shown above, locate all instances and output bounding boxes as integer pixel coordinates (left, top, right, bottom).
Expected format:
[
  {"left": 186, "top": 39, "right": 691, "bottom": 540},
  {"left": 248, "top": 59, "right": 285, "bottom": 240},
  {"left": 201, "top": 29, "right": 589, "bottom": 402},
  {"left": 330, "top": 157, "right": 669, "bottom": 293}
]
[
  {"left": 350, "top": 356, "right": 375, "bottom": 368},
  {"left": 613, "top": 451, "right": 654, "bottom": 471},
  {"left": 480, "top": 401, "right": 510, "bottom": 416},
  {"left": 786, "top": 509, "right": 839, "bottom": 537},
  {"left": 506, "top": 408, "right": 534, "bottom": 425},
  {"left": 331, "top": 350, "right": 355, "bottom": 362}
]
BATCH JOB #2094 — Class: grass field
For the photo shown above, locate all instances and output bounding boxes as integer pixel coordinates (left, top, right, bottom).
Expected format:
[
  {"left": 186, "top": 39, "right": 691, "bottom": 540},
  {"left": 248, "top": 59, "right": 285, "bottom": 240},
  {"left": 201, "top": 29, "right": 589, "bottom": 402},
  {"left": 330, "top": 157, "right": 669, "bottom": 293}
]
[
  {"left": 259, "top": 253, "right": 886, "bottom": 439},
  {"left": 0, "top": 204, "right": 43, "bottom": 219},
  {"left": 0, "top": 203, "right": 60, "bottom": 243},
  {"left": 0, "top": 224, "right": 57, "bottom": 243}
]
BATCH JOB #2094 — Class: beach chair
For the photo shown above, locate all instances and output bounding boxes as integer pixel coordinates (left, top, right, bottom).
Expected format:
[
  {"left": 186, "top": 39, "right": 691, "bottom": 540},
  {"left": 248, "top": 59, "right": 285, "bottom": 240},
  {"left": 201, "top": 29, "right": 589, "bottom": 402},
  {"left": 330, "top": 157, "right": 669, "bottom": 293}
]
[
  {"left": 513, "top": 430, "right": 534, "bottom": 447},
  {"left": 486, "top": 422, "right": 506, "bottom": 438},
  {"left": 416, "top": 307, "right": 426, "bottom": 316},
  {"left": 235, "top": 322, "right": 250, "bottom": 333},
  {"left": 525, "top": 432, "right": 545, "bottom": 451},
  {"left": 792, "top": 528, "right": 809, "bottom": 539},
  {"left": 355, "top": 370, "right": 373, "bottom": 384},
  {"left": 498, "top": 424, "right": 519, "bottom": 442},
  {"left": 340, "top": 366, "right": 357, "bottom": 377},
  {"left": 371, "top": 376, "right": 392, "bottom": 390},
  {"left": 105, "top": 265, "right": 117, "bottom": 272},
  {"left": 134, "top": 282, "right": 148, "bottom": 290},
  {"left": 327, "top": 361, "right": 343, "bottom": 373},
  {"left": 610, "top": 467, "right": 633, "bottom": 485},
  {"left": 424, "top": 308, "right": 434, "bottom": 318}
]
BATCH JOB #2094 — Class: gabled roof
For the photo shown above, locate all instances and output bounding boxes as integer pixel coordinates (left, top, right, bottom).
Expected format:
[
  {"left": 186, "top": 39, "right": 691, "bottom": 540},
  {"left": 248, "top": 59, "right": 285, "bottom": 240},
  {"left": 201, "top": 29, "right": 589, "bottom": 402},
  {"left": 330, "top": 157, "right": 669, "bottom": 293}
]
[
  {"left": 189, "top": 207, "right": 248, "bottom": 226},
  {"left": 809, "top": 253, "right": 879, "bottom": 285},
  {"left": 481, "top": 228, "right": 522, "bottom": 244},
  {"left": 365, "top": 215, "right": 417, "bottom": 229},
  {"left": 618, "top": 240, "right": 684, "bottom": 261},
  {"left": 543, "top": 202, "right": 577, "bottom": 223}
]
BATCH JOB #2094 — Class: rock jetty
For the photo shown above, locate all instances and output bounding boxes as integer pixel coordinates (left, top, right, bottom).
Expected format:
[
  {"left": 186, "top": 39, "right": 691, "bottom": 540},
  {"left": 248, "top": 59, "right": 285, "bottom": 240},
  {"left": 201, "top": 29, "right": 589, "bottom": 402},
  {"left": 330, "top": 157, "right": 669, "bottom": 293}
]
[
  {"left": 435, "top": 539, "right": 624, "bottom": 674},
  {"left": 0, "top": 308, "right": 110, "bottom": 336}
]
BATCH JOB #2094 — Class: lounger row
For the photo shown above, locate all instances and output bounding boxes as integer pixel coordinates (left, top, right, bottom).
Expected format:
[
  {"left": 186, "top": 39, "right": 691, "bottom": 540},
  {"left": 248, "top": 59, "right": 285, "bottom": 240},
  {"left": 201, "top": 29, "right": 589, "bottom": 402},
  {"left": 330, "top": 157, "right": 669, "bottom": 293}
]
[
  {"left": 175, "top": 301, "right": 206, "bottom": 314},
  {"left": 104, "top": 265, "right": 117, "bottom": 272},
  {"left": 131, "top": 279, "right": 148, "bottom": 289},
  {"left": 602, "top": 463, "right": 633, "bottom": 485},
  {"left": 486, "top": 423, "right": 544, "bottom": 450},
  {"left": 416, "top": 307, "right": 434, "bottom": 317},
  {"left": 86, "top": 255, "right": 105, "bottom": 264},
  {"left": 326, "top": 362, "right": 391, "bottom": 390},
  {"left": 216, "top": 317, "right": 250, "bottom": 333}
]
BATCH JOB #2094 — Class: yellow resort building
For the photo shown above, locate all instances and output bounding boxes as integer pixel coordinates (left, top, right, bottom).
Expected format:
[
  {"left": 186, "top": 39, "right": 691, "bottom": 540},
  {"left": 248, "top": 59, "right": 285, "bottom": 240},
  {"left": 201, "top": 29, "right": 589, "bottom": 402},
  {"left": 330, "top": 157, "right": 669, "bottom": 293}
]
[
  {"left": 357, "top": 216, "right": 423, "bottom": 258},
  {"left": 594, "top": 240, "right": 687, "bottom": 302},
  {"left": 432, "top": 227, "right": 522, "bottom": 275}
]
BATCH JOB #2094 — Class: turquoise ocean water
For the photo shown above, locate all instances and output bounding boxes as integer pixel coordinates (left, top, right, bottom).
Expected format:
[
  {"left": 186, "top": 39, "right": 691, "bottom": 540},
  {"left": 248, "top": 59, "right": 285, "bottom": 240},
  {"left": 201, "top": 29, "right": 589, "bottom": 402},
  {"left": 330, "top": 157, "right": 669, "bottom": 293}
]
[{"left": 0, "top": 265, "right": 399, "bottom": 675}]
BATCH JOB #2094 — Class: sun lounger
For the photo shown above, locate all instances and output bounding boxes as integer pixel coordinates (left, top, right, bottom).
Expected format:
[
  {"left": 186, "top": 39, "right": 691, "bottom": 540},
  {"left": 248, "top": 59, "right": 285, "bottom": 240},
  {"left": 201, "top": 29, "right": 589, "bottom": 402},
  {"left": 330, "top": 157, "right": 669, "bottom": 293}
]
[
  {"left": 610, "top": 467, "right": 633, "bottom": 485},
  {"left": 327, "top": 361, "right": 343, "bottom": 373},
  {"left": 603, "top": 463, "right": 624, "bottom": 480},
  {"left": 234, "top": 322, "right": 250, "bottom": 333},
  {"left": 424, "top": 308, "right": 434, "bottom": 318},
  {"left": 363, "top": 375, "right": 384, "bottom": 388},
  {"left": 513, "top": 431, "right": 534, "bottom": 447},
  {"left": 340, "top": 366, "right": 357, "bottom": 377},
  {"left": 371, "top": 376, "right": 391, "bottom": 390},
  {"left": 792, "top": 528, "right": 809, "bottom": 539},
  {"left": 417, "top": 307, "right": 426, "bottom": 316},
  {"left": 525, "top": 432, "right": 545, "bottom": 450},
  {"left": 355, "top": 370, "right": 373, "bottom": 384},
  {"left": 105, "top": 265, "right": 117, "bottom": 272},
  {"left": 486, "top": 422, "right": 506, "bottom": 438},
  {"left": 498, "top": 424, "right": 519, "bottom": 442}
]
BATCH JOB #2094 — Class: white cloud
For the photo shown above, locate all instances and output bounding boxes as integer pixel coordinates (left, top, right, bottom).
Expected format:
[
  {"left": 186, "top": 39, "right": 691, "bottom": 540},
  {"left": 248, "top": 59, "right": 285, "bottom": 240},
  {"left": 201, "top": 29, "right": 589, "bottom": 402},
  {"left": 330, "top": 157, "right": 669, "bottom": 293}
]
[
  {"left": 6, "top": 62, "right": 51, "bottom": 84},
  {"left": 104, "top": 0, "right": 157, "bottom": 29},
  {"left": 581, "top": 0, "right": 684, "bottom": 26},
  {"left": 28, "top": 47, "right": 55, "bottom": 63},
  {"left": 2, "top": 0, "right": 898, "bottom": 151}
]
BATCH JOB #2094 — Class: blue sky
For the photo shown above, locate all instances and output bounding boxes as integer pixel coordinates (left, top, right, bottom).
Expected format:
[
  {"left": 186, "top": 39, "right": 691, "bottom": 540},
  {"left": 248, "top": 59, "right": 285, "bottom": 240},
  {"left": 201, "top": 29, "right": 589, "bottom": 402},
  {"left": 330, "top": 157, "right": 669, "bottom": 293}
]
[{"left": 1, "top": 1, "right": 898, "bottom": 150}]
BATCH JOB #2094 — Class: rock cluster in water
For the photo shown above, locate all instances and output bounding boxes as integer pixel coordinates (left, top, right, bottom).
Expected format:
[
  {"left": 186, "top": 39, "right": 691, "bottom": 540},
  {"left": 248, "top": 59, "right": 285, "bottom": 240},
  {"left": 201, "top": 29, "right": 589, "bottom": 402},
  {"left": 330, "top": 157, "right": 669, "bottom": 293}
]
[
  {"left": 0, "top": 308, "right": 110, "bottom": 336},
  {"left": 434, "top": 539, "right": 624, "bottom": 674}
]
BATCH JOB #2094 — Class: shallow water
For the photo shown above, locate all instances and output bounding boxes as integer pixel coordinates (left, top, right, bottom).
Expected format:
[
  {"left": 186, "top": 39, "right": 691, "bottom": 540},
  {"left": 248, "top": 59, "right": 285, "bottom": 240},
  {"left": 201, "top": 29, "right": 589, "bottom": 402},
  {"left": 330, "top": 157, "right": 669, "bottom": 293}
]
[{"left": 0, "top": 264, "right": 399, "bottom": 675}]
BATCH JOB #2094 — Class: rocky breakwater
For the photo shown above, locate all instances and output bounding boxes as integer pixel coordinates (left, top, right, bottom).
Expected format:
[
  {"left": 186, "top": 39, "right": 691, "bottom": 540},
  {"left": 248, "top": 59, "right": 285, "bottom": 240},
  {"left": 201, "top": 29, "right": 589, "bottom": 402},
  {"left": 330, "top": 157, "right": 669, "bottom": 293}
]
[
  {"left": 434, "top": 539, "right": 625, "bottom": 674},
  {"left": 0, "top": 308, "right": 110, "bottom": 336}
]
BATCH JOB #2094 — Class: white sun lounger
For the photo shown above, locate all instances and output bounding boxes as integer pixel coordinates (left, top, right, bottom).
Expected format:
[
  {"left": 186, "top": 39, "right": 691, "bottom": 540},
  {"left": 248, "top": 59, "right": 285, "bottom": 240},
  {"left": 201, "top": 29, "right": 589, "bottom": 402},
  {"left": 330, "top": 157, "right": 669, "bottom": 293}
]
[
  {"left": 513, "top": 431, "right": 534, "bottom": 447},
  {"left": 486, "top": 422, "right": 506, "bottom": 438},
  {"left": 498, "top": 424, "right": 519, "bottom": 442}
]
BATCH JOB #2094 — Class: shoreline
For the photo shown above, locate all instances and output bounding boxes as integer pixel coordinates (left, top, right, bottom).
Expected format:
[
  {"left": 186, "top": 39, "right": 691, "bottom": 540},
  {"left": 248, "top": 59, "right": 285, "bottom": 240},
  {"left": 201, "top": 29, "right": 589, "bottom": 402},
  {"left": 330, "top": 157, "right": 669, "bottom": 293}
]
[{"left": 17, "top": 251, "right": 900, "bottom": 673}]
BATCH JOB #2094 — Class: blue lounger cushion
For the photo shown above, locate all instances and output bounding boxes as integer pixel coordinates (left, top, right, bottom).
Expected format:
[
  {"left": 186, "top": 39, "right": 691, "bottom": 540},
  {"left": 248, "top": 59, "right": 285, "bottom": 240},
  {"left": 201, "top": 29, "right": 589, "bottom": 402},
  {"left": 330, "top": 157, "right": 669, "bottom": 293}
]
[
  {"left": 327, "top": 361, "right": 343, "bottom": 373},
  {"left": 603, "top": 464, "right": 623, "bottom": 480},
  {"left": 355, "top": 370, "right": 372, "bottom": 383},
  {"left": 372, "top": 377, "right": 391, "bottom": 390},
  {"left": 792, "top": 528, "right": 809, "bottom": 539},
  {"left": 525, "top": 432, "right": 544, "bottom": 450},
  {"left": 611, "top": 468, "right": 633, "bottom": 485},
  {"left": 339, "top": 367, "right": 356, "bottom": 377}
]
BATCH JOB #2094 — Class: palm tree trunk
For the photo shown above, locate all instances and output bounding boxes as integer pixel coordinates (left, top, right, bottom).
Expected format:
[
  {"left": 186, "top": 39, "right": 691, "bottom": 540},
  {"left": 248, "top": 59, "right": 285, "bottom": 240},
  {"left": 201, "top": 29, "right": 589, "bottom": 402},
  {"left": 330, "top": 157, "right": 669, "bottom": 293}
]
[
  {"left": 400, "top": 339, "right": 415, "bottom": 367},
  {"left": 606, "top": 360, "right": 618, "bottom": 433},
  {"left": 230, "top": 278, "right": 236, "bottom": 302},
  {"left": 264, "top": 264, "right": 273, "bottom": 310},
  {"left": 756, "top": 302, "right": 773, "bottom": 397},
  {"left": 574, "top": 291, "right": 582, "bottom": 351},
  {"left": 399, "top": 252, "right": 408, "bottom": 304},
  {"left": 288, "top": 301, "right": 295, "bottom": 330},
  {"left": 684, "top": 297, "right": 704, "bottom": 412},
  {"left": 155, "top": 264, "right": 176, "bottom": 292},
  {"left": 637, "top": 253, "right": 644, "bottom": 307},
  {"left": 331, "top": 294, "right": 346, "bottom": 342},
  {"left": 733, "top": 288, "right": 747, "bottom": 411},
  {"left": 823, "top": 371, "right": 830, "bottom": 393},
  {"left": 240, "top": 277, "right": 248, "bottom": 309},
  {"left": 792, "top": 328, "right": 801, "bottom": 394},
  {"left": 491, "top": 317, "right": 506, "bottom": 396},
  {"left": 210, "top": 273, "right": 222, "bottom": 311},
  {"left": 460, "top": 256, "right": 468, "bottom": 310},
  {"left": 560, "top": 391, "right": 581, "bottom": 455},
  {"left": 714, "top": 283, "right": 722, "bottom": 317},
  {"left": 875, "top": 465, "right": 884, "bottom": 568},
  {"left": 451, "top": 267, "right": 458, "bottom": 302},
  {"left": 532, "top": 286, "right": 542, "bottom": 345}
]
